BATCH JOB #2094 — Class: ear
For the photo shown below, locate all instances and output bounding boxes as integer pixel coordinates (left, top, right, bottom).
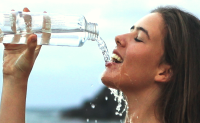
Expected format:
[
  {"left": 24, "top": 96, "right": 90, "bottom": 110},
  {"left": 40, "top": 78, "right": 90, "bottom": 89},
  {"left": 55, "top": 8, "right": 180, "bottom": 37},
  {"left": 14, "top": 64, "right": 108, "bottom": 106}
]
[{"left": 154, "top": 64, "right": 172, "bottom": 83}]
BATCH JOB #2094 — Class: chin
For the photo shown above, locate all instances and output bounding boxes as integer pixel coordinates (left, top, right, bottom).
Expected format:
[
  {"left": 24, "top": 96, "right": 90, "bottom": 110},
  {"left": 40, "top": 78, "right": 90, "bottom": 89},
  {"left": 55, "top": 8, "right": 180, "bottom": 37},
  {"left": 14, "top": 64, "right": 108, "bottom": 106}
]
[{"left": 101, "top": 71, "right": 119, "bottom": 89}]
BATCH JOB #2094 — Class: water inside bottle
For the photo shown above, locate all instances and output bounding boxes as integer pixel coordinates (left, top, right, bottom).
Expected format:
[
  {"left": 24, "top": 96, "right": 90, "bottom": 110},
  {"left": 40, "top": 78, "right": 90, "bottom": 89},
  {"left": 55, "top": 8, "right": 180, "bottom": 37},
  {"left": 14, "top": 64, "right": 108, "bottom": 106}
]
[
  {"left": 0, "top": 12, "right": 91, "bottom": 47},
  {"left": 2, "top": 30, "right": 87, "bottom": 47},
  {"left": 37, "top": 32, "right": 87, "bottom": 47}
]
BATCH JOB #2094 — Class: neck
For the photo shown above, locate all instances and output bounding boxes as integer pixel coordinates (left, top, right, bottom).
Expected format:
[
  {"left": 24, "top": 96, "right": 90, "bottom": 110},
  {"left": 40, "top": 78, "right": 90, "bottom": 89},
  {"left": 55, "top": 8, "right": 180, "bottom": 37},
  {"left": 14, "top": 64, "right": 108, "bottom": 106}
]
[{"left": 123, "top": 85, "right": 162, "bottom": 123}]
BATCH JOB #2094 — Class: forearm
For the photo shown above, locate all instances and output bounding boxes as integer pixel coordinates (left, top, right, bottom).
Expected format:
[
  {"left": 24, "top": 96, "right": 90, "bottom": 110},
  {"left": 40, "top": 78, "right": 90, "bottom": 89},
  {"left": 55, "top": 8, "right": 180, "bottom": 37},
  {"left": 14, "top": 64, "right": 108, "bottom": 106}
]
[{"left": 0, "top": 76, "right": 28, "bottom": 123}]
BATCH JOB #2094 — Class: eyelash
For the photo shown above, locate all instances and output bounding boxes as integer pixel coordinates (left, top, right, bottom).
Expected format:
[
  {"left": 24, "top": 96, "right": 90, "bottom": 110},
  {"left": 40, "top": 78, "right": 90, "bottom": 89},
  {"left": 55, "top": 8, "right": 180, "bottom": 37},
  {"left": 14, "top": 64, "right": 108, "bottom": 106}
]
[{"left": 134, "top": 37, "right": 143, "bottom": 42}]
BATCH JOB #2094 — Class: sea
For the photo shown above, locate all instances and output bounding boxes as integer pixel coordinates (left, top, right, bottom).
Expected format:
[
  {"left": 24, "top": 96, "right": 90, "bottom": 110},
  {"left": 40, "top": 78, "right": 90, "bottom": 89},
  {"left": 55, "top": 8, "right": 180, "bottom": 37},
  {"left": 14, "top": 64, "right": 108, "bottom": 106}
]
[{"left": 25, "top": 108, "right": 123, "bottom": 123}]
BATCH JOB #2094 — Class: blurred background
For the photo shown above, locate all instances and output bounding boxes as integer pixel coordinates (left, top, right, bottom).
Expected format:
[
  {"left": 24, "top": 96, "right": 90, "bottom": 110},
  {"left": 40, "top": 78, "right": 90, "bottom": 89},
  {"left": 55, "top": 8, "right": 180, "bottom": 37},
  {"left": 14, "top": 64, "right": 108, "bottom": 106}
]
[{"left": 0, "top": 0, "right": 200, "bottom": 122}]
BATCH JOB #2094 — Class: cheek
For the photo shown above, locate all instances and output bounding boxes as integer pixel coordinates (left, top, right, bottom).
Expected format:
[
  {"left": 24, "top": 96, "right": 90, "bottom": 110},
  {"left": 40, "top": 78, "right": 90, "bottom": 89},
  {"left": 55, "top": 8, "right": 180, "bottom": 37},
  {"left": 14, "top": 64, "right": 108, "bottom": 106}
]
[
  {"left": 117, "top": 47, "right": 159, "bottom": 90},
  {"left": 127, "top": 45, "right": 161, "bottom": 72}
]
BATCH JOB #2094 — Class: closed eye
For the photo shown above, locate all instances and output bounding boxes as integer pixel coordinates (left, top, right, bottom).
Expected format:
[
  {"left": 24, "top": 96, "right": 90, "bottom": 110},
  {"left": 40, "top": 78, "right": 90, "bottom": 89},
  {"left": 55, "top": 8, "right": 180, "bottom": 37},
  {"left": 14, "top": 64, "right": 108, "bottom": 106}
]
[
  {"left": 131, "top": 25, "right": 150, "bottom": 40},
  {"left": 134, "top": 37, "right": 143, "bottom": 42}
]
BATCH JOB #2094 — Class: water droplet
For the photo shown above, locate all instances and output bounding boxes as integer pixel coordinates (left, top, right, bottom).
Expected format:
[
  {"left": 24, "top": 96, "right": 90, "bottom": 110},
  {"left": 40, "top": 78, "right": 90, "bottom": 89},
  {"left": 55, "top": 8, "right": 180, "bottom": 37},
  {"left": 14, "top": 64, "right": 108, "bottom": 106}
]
[
  {"left": 91, "top": 104, "right": 95, "bottom": 108},
  {"left": 105, "top": 96, "right": 108, "bottom": 100},
  {"left": 119, "top": 113, "right": 122, "bottom": 116},
  {"left": 115, "top": 112, "right": 119, "bottom": 115},
  {"left": 95, "top": 120, "right": 97, "bottom": 123},
  {"left": 109, "top": 88, "right": 128, "bottom": 117},
  {"left": 137, "top": 116, "right": 139, "bottom": 119},
  {"left": 86, "top": 118, "right": 89, "bottom": 122},
  {"left": 91, "top": 84, "right": 93, "bottom": 87}
]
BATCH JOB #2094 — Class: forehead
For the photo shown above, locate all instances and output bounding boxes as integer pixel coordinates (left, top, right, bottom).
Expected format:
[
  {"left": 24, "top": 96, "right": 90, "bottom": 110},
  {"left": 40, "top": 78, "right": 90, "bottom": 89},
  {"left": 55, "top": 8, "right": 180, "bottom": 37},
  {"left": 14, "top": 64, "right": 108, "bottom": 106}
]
[{"left": 134, "top": 13, "right": 165, "bottom": 40}]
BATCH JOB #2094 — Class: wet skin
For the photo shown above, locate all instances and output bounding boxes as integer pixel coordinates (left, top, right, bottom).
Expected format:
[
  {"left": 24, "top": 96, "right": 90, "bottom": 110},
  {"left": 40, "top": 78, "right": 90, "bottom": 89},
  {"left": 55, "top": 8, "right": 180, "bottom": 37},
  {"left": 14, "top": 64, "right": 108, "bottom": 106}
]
[{"left": 101, "top": 13, "right": 167, "bottom": 93}]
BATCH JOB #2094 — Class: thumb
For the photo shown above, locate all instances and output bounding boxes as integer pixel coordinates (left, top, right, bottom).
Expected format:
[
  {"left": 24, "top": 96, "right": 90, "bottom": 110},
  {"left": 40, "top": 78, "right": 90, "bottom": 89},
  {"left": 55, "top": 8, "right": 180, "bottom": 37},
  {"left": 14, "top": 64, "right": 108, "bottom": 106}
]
[{"left": 24, "top": 34, "right": 37, "bottom": 61}]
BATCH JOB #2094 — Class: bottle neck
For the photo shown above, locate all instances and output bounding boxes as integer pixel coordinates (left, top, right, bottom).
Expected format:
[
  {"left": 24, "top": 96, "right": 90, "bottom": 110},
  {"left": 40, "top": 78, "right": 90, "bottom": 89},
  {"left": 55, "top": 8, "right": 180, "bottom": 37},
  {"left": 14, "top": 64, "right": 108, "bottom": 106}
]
[{"left": 86, "top": 22, "right": 99, "bottom": 41}]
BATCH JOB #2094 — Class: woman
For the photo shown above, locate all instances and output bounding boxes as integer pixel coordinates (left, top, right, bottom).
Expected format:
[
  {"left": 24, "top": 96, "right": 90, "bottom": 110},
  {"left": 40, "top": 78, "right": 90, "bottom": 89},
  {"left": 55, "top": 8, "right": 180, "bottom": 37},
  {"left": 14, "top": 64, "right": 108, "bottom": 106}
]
[
  {"left": 0, "top": 6, "right": 200, "bottom": 123},
  {"left": 102, "top": 6, "right": 200, "bottom": 123}
]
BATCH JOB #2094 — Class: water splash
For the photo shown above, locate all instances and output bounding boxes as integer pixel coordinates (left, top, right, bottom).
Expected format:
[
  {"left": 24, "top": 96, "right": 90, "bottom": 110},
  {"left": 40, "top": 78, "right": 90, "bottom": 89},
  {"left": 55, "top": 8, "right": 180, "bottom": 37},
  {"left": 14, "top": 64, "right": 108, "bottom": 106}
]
[
  {"left": 109, "top": 88, "right": 128, "bottom": 116},
  {"left": 96, "top": 37, "right": 110, "bottom": 63},
  {"left": 86, "top": 118, "right": 89, "bottom": 122},
  {"left": 96, "top": 37, "right": 128, "bottom": 116},
  {"left": 105, "top": 96, "right": 108, "bottom": 101},
  {"left": 91, "top": 104, "right": 95, "bottom": 109}
]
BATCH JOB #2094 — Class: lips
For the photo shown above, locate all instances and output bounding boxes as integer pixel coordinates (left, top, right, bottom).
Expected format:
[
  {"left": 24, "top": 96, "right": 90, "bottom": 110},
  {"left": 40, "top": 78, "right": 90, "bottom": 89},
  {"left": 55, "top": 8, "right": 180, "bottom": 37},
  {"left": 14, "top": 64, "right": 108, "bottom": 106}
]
[
  {"left": 105, "top": 49, "right": 123, "bottom": 67},
  {"left": 111, "top": 50, "right": 123, "bottom": 63}
]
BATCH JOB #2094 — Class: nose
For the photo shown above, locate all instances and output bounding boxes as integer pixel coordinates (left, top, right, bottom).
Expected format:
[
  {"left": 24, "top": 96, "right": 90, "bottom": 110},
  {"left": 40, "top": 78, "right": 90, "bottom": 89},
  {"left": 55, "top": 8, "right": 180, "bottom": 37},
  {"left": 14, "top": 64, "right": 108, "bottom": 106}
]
[{"left": 115, "top": 34, "right": 127, "bottom": 47}]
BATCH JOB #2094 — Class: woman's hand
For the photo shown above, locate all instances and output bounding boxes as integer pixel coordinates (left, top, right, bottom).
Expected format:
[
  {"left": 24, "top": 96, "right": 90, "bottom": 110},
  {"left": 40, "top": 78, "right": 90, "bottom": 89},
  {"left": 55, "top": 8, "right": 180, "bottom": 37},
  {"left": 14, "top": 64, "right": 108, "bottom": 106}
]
[
  {"left": 3, "top": 7, "right": 41, "bottom": 82},
  {"left": 3, "top": 34, "right": 41, "bottom": 82},
  {"left": 0, "top": 8, "right": 42, "bottom": 123}
]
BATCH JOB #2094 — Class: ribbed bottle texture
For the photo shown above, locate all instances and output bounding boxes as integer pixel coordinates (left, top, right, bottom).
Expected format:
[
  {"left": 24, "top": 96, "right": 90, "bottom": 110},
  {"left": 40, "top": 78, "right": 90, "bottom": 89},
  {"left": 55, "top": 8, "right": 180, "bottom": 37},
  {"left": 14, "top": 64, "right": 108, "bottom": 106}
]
[{"left": 0, "top": 11, "right": 99, "bottom": 46}]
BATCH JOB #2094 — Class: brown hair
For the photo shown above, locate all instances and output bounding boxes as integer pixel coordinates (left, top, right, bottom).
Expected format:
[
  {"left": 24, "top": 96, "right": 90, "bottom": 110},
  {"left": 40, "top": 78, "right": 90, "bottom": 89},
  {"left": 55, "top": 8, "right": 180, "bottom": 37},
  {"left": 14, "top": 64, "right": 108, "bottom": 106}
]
[{"left": 151, "top": 6, "right": 200, "bottom": 123}]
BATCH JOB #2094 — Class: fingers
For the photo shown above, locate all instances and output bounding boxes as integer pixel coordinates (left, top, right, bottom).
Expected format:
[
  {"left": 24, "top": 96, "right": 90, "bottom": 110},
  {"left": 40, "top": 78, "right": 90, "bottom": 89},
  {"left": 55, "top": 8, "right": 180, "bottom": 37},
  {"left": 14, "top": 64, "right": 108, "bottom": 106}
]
[
  {"left": 42, "top": 10, "right": 51, "bottom": 30},
  {"left": 34, "top": 45, "right": 42, "bottom": 59},
  {"left": 27, "top": 34, "right": 37, "bottom": 51},
  {"left": 23, "top": 7, "right": 30, "bottom": 12},
  {"left": 24, "top": 8, "right": 42, "bottom": 59},
  {"left": 42, "top": 11, "right": 51, "bottom": 44},
  {"left": 24, "top": 34, "right": 37, "bottom": 61},
  {"left": 23, "top": 7, "right": 32, "bottom": 44},
  {"left": 25, "top": 34, "right": 42, "bottom": 61},
  {"left": 0, "top": 28, "right": 3, "bottom": 43},
  {"left": 11, "top": 9, "right": 17, "bottom": 34}
]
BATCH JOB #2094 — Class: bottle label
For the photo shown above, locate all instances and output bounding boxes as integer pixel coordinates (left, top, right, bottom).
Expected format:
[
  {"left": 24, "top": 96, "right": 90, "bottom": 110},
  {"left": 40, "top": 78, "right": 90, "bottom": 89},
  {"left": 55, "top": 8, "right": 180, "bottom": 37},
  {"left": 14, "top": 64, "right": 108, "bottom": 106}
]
[
  {"left": 0, "top": 14, "right": 15, "bottom": 33},
  {"left": 50, "top": 15, "right": 80, "bottom": 30},
  {"left": 0, "top": 14, "right": 13, "bottom": 27}
]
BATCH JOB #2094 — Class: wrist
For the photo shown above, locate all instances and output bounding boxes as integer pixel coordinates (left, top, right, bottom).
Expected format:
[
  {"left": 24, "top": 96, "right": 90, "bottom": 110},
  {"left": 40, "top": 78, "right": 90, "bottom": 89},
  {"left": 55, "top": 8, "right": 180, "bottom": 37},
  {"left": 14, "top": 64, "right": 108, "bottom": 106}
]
[
  {"left": 3, "top": 74, "right": 28, "bottom": 87},
  {"left": 0, "top": 74, "right": 28, "bottom": 123}
]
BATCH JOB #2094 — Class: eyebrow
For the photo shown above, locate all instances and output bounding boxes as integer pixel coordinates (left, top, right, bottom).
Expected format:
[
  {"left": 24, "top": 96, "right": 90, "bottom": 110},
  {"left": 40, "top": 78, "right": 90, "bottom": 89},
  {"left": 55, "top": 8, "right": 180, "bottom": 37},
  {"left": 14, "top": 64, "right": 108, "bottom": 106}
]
[{"left": 130, "top": 26, "right": 150, "bottom": 40}]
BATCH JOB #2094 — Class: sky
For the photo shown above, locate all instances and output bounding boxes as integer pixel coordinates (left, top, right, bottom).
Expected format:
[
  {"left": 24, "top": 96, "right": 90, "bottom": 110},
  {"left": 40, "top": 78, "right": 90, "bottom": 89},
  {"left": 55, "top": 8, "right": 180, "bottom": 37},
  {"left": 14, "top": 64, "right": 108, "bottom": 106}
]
[{"left": 0, "top": 0, "right": 200, "bottom": 109}]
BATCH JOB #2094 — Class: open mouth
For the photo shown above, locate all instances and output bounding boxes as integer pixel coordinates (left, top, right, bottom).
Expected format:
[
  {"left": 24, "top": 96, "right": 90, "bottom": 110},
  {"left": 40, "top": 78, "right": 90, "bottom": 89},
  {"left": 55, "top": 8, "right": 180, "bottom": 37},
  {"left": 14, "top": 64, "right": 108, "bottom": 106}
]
[{"left": 111, "top": 53, "right": 123, "bottom": 63}]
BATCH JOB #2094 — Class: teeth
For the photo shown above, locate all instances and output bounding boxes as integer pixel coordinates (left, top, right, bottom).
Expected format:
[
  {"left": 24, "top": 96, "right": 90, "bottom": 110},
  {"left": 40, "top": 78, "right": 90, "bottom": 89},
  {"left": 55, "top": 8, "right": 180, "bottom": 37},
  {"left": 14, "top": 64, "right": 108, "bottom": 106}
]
[
  {"left": 117, "top": 57, "right": 121, "bottom": 61},
  {"left": 111, "top": 54, "right": 123, "bottom": 63}
]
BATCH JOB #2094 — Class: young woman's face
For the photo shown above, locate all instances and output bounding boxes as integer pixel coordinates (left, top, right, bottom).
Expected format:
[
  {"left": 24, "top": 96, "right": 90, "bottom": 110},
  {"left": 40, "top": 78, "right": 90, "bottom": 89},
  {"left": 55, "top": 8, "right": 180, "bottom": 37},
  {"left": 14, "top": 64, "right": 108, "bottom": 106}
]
[{"left": 101, "top": 13, "right": 166, "bottom": 92}]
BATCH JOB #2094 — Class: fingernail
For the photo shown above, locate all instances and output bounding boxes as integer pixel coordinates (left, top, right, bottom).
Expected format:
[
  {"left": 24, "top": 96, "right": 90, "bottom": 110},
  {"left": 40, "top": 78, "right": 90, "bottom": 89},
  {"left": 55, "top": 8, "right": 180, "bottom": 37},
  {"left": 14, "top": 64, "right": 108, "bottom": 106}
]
[
  {"left": 31, "top": 34, "right": 37, "bottom": 42},
  {"left": 11, "top": 9, "right": 15, "bottom": 11},
  {"left": 44, "top": 11, "right": 47, "bottom": 13},
  {"left": 23, "top": 7, "right": 30, "bottom": 12}
]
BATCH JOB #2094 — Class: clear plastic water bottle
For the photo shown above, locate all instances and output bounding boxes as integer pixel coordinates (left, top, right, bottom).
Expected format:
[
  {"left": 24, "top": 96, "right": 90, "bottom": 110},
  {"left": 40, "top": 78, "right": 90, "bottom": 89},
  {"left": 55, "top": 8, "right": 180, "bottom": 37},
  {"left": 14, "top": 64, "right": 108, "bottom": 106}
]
[{"left": 0, "top": 11, "right": 99, "bottom": 47}]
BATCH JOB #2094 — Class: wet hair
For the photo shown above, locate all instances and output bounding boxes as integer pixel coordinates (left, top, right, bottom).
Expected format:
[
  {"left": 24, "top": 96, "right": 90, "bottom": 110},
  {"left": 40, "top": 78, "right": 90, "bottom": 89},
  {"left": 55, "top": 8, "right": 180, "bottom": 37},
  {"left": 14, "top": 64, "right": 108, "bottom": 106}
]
[{"left": 151, "top": 6, "right": 200, "bottom": 123}]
